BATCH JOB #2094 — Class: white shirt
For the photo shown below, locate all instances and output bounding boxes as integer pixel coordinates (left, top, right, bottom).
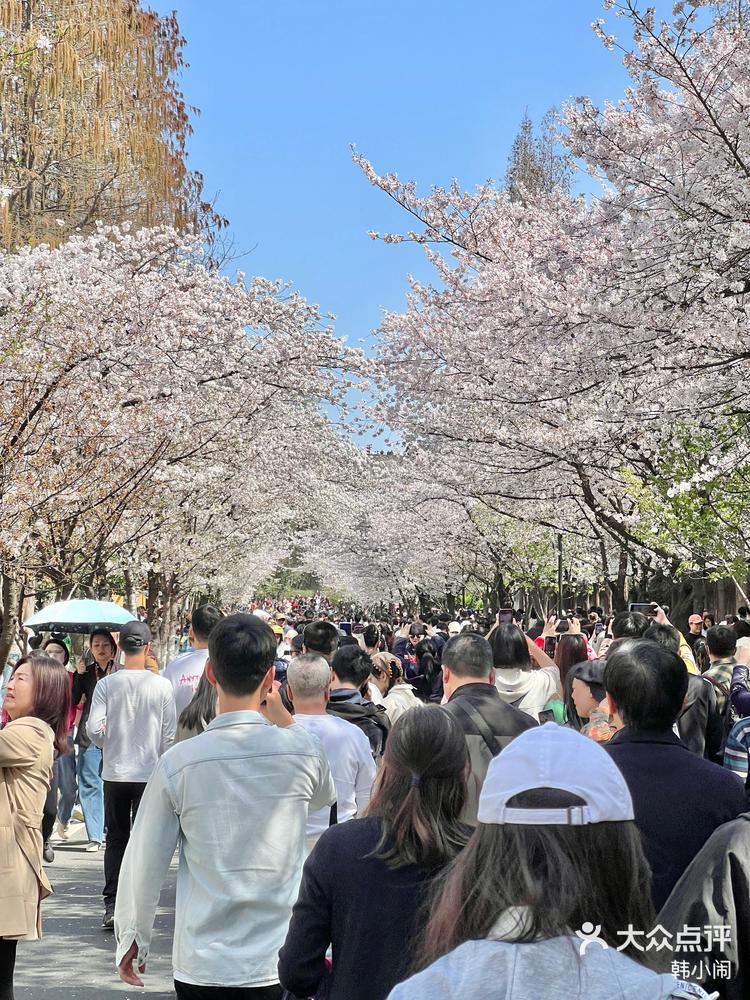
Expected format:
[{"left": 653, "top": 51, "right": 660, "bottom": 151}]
[
  {"left": 382, "top": 684, "right": 423, "bottom": 724},
  {"left": 162, "top": 649, "right": 208, "bottom": 718},
  {"left": 86, "top": 669, "right": 176, "bottom": 782},
  {"left": 293, "top": 713, "right": 376, "bottom": 837},
  {"left": 114, "top": 712, "right": 335, "bottom": 988},
  {"left": 368, "top": 682, "right": 384, "bottom": 705}
]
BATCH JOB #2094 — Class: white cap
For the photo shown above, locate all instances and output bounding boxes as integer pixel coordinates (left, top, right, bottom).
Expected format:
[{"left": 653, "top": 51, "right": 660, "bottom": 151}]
[
  {"left": 252, "top": 609, "right": 271, "bottom": 622},
  {"left": 448, "top": 621, "right": 462, "bottom": 636},
  {"left": 477, "top": 723, "right": 634, "bottom": 826}
]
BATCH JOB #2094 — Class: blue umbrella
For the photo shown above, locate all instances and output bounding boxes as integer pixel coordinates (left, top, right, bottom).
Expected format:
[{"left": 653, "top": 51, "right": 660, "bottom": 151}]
[{"left": 24, "top": 599, "right": 137, "bottom": 634}]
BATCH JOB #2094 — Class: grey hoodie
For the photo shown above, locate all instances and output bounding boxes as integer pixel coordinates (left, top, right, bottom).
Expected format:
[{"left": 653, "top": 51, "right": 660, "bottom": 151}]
[{"left": 387, "top": 936, "right": 688, "bottom": 999}]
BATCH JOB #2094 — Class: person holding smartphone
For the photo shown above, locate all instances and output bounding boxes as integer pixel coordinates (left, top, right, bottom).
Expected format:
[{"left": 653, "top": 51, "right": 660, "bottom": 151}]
[
  {"left": 487, "top": 623, "right": 561, "bottom": 723},
  {"left": 393, "top": 622, "right": 426, "bottom": 675}
]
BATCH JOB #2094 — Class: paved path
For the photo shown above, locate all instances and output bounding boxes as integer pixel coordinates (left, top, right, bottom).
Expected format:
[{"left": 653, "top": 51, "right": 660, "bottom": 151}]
[{"left": 15, "top": 820, "right": 176, "bottom": 999}]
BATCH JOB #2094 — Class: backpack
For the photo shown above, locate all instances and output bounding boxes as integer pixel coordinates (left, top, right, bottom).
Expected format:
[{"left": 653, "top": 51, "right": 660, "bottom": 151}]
[
  {"left": 705, "top": 675, "right": 739, "bottom": 752},
  {"left": 692, "top": 637, "right": 710, "bottom": 673}
]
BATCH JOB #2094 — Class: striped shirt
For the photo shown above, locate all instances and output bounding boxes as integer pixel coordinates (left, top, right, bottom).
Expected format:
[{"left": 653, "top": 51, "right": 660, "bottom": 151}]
[{"left": 724, "top": 717, "right": 750, "bottom": 787}]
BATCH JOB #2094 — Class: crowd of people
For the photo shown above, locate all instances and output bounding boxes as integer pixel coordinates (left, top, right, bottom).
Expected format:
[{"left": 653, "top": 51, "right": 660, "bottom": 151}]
[{"left": 2, "top": 597, "right": 750, "bottom": 998}]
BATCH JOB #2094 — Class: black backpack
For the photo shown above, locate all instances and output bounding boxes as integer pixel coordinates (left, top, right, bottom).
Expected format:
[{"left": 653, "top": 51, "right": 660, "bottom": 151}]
[{"left": 705, "top": 675, "right": 739, "bottom": 752}]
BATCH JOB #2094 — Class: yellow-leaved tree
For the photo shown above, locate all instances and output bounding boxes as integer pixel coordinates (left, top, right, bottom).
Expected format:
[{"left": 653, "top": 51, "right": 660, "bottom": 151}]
[{"left": 0, "top": 0, "right": 223, "bottom": 246}]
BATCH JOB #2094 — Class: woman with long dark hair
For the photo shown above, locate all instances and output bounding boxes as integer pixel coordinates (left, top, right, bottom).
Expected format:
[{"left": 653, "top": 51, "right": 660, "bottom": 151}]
[
  {"left": 409, "top": 637, "right": 439, "bottom": 702},
  {"left": 0, "top": 652, "right": 70, "bottom": 1000},
  {"left": 279, "top": 707, "right": 470, "bottom": 1000},
  {"left": 175, "top": 672, "right": 217, "bottom": 742},
  {"left": 389, "top": 724, "right": 687, "bottom": 999},
  {"left": 554, "top": 633, "right": 589, "bottom": 689},
  {"left": 543, "top": 633, "right": 590, "bottom": 724}
]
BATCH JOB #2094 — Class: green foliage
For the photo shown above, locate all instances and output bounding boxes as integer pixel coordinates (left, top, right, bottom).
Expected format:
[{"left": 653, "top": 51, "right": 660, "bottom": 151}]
[{"left": 623, "top": 421, "right": 750, "bottom": 579}]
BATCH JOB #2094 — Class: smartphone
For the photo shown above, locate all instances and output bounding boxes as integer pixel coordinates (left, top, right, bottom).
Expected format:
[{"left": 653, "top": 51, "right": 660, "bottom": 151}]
[
  {"left": 498, "top": 608, "right": 514, "bottom": 625},
  {"left": 544, "top": 636, "right": 557, "bottom": 658},
  {"left": 339, "top": 621, "right": 352, "bottom": 636},
  {"left": 538, "top": 709, "right": 556, "bottom": 725},
  {"left": 555, "top": 617, "right": 570, "bottom": 635},
  {"left": 629, "top": 603, "right": 657, "bottom": 616}
]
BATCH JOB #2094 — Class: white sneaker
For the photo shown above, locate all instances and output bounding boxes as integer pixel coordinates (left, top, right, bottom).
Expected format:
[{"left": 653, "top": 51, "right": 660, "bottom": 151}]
[
  {"left": 85, "top": 840, "right": 101, "bottom": 852},
  {"left": 55, "top": 821, "right": 70, "bottom": 842}
]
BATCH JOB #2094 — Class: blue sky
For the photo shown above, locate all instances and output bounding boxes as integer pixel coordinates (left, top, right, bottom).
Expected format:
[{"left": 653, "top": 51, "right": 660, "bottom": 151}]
[{"left": 152, "top": 1, "right": 637, "bottom": 351}]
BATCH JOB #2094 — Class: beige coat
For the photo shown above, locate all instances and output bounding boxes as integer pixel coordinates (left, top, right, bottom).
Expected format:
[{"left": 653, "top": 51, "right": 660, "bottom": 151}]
[{"left": 0, "top": 716, "right": 54, "bottom": 939}]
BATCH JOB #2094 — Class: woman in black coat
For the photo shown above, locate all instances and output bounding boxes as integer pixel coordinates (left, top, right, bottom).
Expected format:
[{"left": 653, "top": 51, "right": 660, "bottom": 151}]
[{"left": 278, "top": 707, "right": 470, "bottom": 1000}]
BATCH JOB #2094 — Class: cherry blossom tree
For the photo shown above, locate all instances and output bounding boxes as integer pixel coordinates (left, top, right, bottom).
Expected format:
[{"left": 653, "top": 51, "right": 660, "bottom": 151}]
[
  {"left": 0, "top": 223, "right": 359, "bottom": 663},
  {"left": 351, "top": 0, "right": 750, "bottom": 609}
]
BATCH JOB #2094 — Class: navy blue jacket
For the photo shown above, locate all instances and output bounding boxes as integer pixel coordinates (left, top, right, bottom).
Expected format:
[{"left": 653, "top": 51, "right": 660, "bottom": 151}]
[
  {"left": 606, "top": 727, "right": 746, "bottom": 909},
  {"left": 278, "top": 816, "right": 443, "bottom": 1000}
]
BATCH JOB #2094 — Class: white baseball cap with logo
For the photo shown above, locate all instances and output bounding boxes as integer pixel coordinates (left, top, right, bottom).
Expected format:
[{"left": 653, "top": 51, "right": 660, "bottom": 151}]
[{"left": 477, "top": 723, "right": 634, "bottom": 826}]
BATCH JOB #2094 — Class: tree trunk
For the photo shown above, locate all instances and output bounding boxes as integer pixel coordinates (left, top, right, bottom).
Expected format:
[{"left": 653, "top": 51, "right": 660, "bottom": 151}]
[
  {"left": 0, "top": 572, "right": 21, "bottom": 674},
  {"left": 532, "top": 586, "right": 547, "bottom": 620},
  {"left": 597, "top": 536, "right": 612, "bottom": 614},
  {"left": 492, "top": 568, "right": 513, "bottom": 616},
  {"left": 123, "top": 570, "right": 135, "bottom": 615},
  {"left": 415, "top": 588, "right": 430, "bottom": 619},
  {"left": 610, "top": 548, "right": 629, "bottom": 612},
  {"left": 160, "top": 593, "right": 175, "bottom": 667},
  {"left": 696, "top": 562, "right": 707, "bottom": 612}
]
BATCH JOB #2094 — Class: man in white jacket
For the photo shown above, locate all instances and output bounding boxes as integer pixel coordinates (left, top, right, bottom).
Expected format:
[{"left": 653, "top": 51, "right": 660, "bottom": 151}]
[{"left": 114, "top": 614, "right": 335, "bottom": 999}]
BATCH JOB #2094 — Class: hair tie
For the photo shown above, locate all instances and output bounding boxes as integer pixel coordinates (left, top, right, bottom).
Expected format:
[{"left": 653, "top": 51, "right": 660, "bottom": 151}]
[{"left": 410, "top": 773, "right": 421, "bottom": 788}]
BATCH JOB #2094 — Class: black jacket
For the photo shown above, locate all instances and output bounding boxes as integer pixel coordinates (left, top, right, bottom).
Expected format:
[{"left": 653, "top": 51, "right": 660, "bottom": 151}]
[
  {"left": 660, "top": 812, "right": 750, "bottom": 1000},
  {"left": 443, "top": 683, "right": 537, "bottom": 824},
  {"left": 606, "top": 727, "right": 746, "bottom": 909},
  {"left": 279, "top": 816, "right": 444, "bottom": 1000},
  {"left": 327, "top": 689, "right": 390, "bottom": 759},
  {"left": 677, "top": 674, "right": 723, "bottom": 763}
]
